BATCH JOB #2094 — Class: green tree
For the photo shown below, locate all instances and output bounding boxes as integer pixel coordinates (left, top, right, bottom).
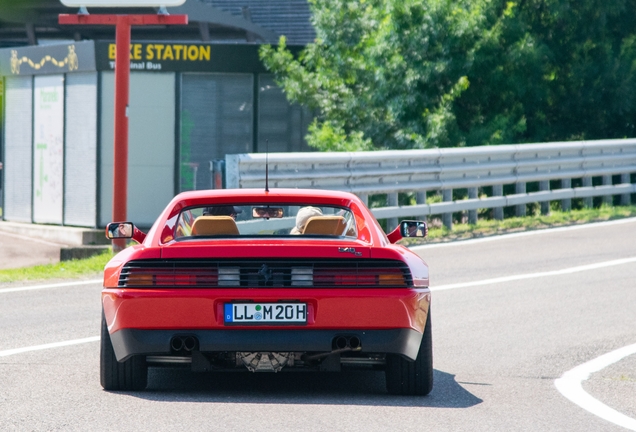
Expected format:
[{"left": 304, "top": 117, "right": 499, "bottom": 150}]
[
  {"left": 458, "top": 0, "right": 636, "bottom": 145},
  {"left": 261, "top": 0, "right": 495, "bottom": 150},
  {"left": 262, "top": 0, "right": 636, "bottom": 150}
]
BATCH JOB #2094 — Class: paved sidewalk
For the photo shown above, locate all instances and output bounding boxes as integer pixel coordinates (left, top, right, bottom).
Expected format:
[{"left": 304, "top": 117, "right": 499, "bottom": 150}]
[
  {"left": 0, "top": 222, "right": 110, "bottom": 270},
  {"left": 0, "top": 231, "right": 65, "bottom": 269}
]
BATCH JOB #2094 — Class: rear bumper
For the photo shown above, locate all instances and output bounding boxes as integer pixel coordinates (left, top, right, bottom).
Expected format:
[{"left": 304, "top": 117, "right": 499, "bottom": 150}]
[
  {"left": 102, "top": 287, "right": 431, "bottom": 332},
  {"left": 110, "top": 328, "right": 423, "bottom": 362}
]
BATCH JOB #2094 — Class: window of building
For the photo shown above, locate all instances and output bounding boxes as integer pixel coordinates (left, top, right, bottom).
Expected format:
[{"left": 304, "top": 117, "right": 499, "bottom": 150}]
[
  {"left": 180, "top": 73, "right": 253, "bottom": 191},
  {"left": 258, "top": 74, "right": 312, "bottom": 153}
]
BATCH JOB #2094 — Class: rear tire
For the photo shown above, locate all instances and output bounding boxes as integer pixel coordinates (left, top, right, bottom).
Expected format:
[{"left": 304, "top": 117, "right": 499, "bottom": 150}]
[
  {"left": 100, "top": 310, "right": 147, "bottom": 391},
  {"left": 385, "top": 306, "right": 433, "bottom": 396}
]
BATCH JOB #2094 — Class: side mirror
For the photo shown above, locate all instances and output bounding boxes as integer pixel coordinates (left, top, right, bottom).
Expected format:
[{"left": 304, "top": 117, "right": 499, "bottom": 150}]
[
  {"left": 105, "top": 222, "right": 134, "bottom": 239},
  {"left": 400, "top": 220, "right": 428, "bottom": 238}
]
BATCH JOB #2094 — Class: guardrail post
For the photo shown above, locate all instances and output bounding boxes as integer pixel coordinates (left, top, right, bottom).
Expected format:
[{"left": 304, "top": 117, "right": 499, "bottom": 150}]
[
  {"left": 582, "top": 177, "right": 593, "bottom": 207},
  {"left": 620, "top": 173, "right": 631, "bottom": 205},
  {"left": 468, "top": 187, "right": 478, "bottom": 224},
  {"left": 223, "top": 155, "right": 240, "bottom": 189},
  {"left": 416, "top": 191, "right": 427, "bottom": 221},
  {"left": 358, "top": 194, "right": 368, "bottom": 207},
  {"left": 561, "top": 178, "right": 571, "bottom": 211},
  {"left": 539, "top": 181, "right": 550, "bottom": 214},
  {"left": 515, "top": 182, "right": 526, "bottom": 217},
  {"left": 416, "top": 191, "right": 426, "bottom": 205},
  {"left": 602, "top": 175, "right": 612, "bottom": 205},
  {"left": 442, "top": 189, "right": 453, "bottom": 230},
  {"left": 493, "top": 185, "right": 503, "bottom": 220},
  {"left": 388, "top": 193, "right": 398, "bottom": 230},
  {"left": 210, "top": 159, "right": 225, "bottom": 189}
]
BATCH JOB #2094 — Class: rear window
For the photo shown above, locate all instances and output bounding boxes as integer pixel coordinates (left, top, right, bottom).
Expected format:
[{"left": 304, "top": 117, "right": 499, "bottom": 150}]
[{"left": 167, "top": 204, "right": 358, "bottom": 241}]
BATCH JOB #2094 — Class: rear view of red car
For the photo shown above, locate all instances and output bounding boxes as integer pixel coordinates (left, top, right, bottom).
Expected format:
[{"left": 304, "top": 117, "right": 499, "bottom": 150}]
[{"left": 101, "top": 188, "right": 432, "bottom": 395}]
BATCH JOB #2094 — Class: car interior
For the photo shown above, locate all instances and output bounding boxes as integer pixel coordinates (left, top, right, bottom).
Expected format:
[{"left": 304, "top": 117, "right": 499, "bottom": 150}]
[
  {"left": 301, "top": 216, "right": 347, "bottom": 235},
  {"left": 191, "top": 216, "right": 240, "bottom": 236}
]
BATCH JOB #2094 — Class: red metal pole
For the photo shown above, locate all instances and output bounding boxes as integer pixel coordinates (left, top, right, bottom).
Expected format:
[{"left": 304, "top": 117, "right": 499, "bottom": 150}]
[
  {"left": 58, "top": 13, "right": 187, "bottom": 252},
  {"left": 112, "top": 16, "right": 131, "bottom": 252}
]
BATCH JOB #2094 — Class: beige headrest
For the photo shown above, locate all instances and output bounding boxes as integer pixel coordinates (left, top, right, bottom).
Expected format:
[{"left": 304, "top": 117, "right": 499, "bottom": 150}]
[
  {"left": 191, "top": 216, "right": 239, "bottom": 236},
  {"left": 294, "top": 206, "right": 323, "bottom": 232},
  {"left": 302, "top": 216, "right": 346, "bottom": 236}
]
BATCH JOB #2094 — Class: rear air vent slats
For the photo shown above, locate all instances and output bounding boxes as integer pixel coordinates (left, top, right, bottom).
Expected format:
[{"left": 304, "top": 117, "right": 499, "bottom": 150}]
[{"left": 118, "top": 259, "right": 413, "bottom": 288}]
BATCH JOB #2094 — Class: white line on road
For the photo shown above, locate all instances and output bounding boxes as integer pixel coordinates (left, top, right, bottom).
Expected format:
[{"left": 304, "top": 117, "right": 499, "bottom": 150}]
[
  {"left": 412, "top": 217, "right": 636, "bottom": 250},
  {"left": 555, "top": 343, "right": 636, "bottom": 431},
  {"left": 0, "top": 336, "right": 100, "bottom": 358},
  {"left": 0, "top": 279, "right": 102, "bottom": 294},
  {"left": 431, "top": 256, "right": 636, "bottom": 291}
]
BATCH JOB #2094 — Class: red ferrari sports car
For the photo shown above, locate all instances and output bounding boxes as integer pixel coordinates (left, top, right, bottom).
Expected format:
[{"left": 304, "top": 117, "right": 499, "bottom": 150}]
[{"left": 102, "top": 188, "right": 432, "bottom": 395}]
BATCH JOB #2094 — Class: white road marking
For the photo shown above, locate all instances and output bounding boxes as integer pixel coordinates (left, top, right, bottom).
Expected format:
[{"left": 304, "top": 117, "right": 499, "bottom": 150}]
[
  {"left": 0, "top": 279, "right": 102, "bottom": 294},
  {"left": 412, "top": 217, "right": 636, "bottom": 250},
  {"left": 555, "top": 343, "right": 636, "bottom": 431},
  {"left": 0, "top": 336, "right": 100, "bottom": 358},
  {"left": 431, "top": 256, "right": 636, "bottom": 291}
]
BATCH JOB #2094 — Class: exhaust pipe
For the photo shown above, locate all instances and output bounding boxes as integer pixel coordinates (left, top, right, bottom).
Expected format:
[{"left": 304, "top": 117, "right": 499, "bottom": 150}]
[
  {"left": 170, "top": 336, "right": 184, "bottom": 352},
  {"left": 183, "top": 336, "right": 197, "bottom": 352},
  {"left": 334, "top": 335, "right": 362, "bottom": 350},
  {"left": 335, "top": 336, "right": 348, "bottom": 350},
  {"left": 304, "top": 335, "right": 365, "bottom": 362},
  {"left": 349, "top": 336, "right": 361, "bottom": 349},
  {"left": 171, "top": 335, "right": 199, "bottom": 352},
  {"left": 305, "top": 337, "right": 363, "bottom": 362}
]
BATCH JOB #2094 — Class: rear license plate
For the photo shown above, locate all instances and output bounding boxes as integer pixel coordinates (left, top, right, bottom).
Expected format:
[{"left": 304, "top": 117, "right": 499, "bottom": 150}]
[{"left": 224, "top": 303, "right": 307, "bottom": 324}]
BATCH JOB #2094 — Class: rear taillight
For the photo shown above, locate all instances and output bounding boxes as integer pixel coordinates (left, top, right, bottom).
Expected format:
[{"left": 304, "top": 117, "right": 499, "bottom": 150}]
[
  {"left": 126, "top": 273, "right": 153, "bottom": 286},
  {"left": 311, "top": 267, "right": 407, "bottom": 287},
  {"left": 120, "top": 267, "right": 218, "bottom": 287},
  {"left": 119, "top": 260, "right": 412, "bottom": 288}
]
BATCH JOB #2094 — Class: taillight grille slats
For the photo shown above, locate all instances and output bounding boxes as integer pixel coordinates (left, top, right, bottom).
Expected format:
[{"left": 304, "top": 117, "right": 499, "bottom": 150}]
[
  {"left": 119, "top": 260, "right": 413, "bottom": 288},
  {"left": 120, "top": 265, "right": 218, "bottom": 287}
]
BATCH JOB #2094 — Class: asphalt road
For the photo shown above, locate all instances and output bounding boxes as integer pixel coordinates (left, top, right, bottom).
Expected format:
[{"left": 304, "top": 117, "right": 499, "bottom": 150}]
[{"left": 0, "top": 219, "right": 635, "bottom": 431}]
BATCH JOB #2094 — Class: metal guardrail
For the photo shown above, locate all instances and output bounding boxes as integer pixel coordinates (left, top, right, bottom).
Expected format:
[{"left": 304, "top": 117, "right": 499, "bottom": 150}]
[{"left": 225, "top": 139, "right": 636, "bottom": 229}]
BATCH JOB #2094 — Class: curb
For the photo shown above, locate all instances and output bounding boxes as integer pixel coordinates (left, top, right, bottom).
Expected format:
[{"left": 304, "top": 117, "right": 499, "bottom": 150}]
[{"left": 60, "top": 246, "right": 111, "bottom": 261}]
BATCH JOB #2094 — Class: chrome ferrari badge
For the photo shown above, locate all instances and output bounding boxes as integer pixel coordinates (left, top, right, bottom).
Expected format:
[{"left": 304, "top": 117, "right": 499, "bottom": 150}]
[
  {"left": 339, "top": 247, "right": 362, "bottom": 256},
  {"left": 258, "top": 264, "right": 273, "bottom": 285}
]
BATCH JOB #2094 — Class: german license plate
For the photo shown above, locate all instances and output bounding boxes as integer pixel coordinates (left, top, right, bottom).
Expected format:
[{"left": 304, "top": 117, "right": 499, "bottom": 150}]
[{"left": 224, "top": 303, "right": 307, "bottom": 324}]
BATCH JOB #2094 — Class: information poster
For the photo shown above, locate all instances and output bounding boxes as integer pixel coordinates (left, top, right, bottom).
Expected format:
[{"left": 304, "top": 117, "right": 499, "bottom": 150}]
[{"left": 33, "top": 75, "right": 64, "bottom": 224}]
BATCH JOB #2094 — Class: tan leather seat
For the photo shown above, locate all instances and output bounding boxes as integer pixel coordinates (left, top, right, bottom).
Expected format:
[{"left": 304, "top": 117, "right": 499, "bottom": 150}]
[
  {"left": 191, "top": 216, "right": 239, "bottom": 236},
  {"left": 302, "top": 216, "right": 346, "bottom": 236}
]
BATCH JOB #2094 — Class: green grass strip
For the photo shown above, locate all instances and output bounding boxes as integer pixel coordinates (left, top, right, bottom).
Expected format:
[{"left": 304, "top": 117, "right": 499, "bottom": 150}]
[
  {"left": 0, "top": 249, "right": 114, "bottom": 283},
  {"left": 400, "top": 205, "right": 636, "bottom": 245}
]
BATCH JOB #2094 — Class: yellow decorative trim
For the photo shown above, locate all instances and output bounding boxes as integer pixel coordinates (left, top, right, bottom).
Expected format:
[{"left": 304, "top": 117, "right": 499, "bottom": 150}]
[{"left": 10, "top": 45, "right": 78, "bottom": 75}]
